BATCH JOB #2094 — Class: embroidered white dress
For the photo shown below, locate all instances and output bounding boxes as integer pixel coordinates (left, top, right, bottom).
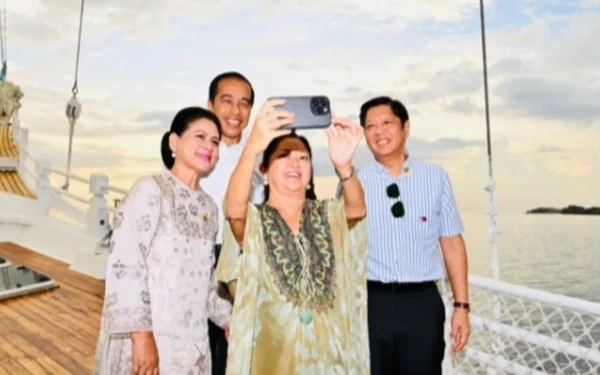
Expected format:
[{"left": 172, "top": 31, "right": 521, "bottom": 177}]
[{"left": 94, "top": 169, "right": 232, "bottom": 375}]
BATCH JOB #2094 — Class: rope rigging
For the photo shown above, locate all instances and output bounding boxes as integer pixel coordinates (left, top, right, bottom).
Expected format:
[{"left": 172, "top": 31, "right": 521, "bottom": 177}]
[
  {"left": 63, "top": 0, "right": 85, "bottom": 190},
  {"left": 0, "top": 0, "right": 8, "bottom": 82},
  {"left": 479, "top": 0, "right": 500, "bottom": 281},
  {"left": 71, "top": 0, "right": 84, "bottom": 97}
]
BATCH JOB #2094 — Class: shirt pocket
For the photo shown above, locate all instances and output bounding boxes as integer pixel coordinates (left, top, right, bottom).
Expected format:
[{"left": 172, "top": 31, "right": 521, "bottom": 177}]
[{"left": 413, "top": 209, "right": 441, "bottom": 244}]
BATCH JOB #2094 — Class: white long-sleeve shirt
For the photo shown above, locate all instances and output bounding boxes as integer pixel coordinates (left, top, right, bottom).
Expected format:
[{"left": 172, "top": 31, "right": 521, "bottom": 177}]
[{"left": 202, "top": 134, "right": 264, "bottom": 245}]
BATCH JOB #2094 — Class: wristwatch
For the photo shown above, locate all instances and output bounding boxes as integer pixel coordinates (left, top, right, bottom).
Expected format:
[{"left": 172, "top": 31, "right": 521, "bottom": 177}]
[
  {"left": 337, "top": 166, "right": 355, "bottom": 183},
  {"left": 453, "top": 302, "right": 470, "bottom": 311}
]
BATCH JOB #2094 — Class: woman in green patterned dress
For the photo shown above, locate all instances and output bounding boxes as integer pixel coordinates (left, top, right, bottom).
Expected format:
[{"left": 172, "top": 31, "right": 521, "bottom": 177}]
[{"left": 216, "top": 99, "right": 370, "bottom": 375}]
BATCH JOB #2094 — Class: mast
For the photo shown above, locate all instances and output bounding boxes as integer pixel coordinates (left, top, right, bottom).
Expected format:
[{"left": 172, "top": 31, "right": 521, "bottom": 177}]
[{"left": 479, "top": 0, "right": 500, "bottom": 281}]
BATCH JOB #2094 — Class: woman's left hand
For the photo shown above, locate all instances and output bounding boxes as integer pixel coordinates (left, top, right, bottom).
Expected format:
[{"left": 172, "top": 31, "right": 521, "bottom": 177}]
[{"left": 326, "top": 115, "right": 364, "bottom": 171}]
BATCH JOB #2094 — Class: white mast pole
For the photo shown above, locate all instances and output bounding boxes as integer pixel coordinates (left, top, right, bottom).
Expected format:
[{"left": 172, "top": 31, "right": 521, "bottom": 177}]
[{"left": 479, "top": 0, "right": 500, "bottom": 281}]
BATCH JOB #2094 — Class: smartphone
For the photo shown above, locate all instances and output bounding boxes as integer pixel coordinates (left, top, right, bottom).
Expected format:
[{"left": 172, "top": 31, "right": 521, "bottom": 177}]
[{"left": 267, "top": 95, "right": 332, "bottom": 129}]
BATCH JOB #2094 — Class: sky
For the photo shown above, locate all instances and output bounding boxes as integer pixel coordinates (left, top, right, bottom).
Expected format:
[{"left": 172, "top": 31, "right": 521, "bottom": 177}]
[{"left": 3, "top": 0, "right": 600, "bottom": 214}]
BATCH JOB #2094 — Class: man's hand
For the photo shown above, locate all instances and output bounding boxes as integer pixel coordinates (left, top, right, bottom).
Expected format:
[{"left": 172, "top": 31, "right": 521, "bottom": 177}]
[
  {"left": 131, "top": 331, "right": 159, "bottom": 375},
  {"left": 224, "top": 323, "right": 231, "bottom": 342},
  {"left": 440, "top": 234, "right": 470, "bottom": 352},
  {"left": 451, "top": 308, "right": 470, "bottom": 352}
]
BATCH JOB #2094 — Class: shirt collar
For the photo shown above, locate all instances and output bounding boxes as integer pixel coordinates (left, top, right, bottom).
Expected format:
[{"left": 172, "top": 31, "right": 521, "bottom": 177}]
[
  {"left": 220, "top": 132, "right": 249, "bottom": 150},
  {"left": 373, "top": 151, "right": 414, "bottom": 178}
]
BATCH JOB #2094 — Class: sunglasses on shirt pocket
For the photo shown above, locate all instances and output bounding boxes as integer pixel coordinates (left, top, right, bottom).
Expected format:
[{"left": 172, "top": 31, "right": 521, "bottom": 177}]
[{"left": 386, "top": 183, "right": 405, "bottom": 218}]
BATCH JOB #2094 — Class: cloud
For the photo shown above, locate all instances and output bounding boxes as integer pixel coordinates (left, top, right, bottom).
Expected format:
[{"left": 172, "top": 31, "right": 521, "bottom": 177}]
[
  {"left": 540, "top": 153, "right": 594, "bottom": 178},
  {"left": 537, "top": 145, "right": 565, "bottom": 153},
  {"left": 545, "top": 13, "right": 600, "bottom": 74},
  {"left": 489, "top": 58, "right": 530, "bottom": 76},
  {"left": 239, "top": 0, "right": 479, "bottom": 29},
  {"left": 6, "top": 0, "right": 600, "bottom": 215},
  {"left": 343, "top": 86, "right": 363, "bottom": 94},
  {"left": 310, "top": 136, "right": 483, "bottom": 176},
  {"left": 316, "top": 59, "right": 485, "bottom": 123},
  {"left": 584, "top": 0, "right": 600, "bottom": 7},
  {"left": 27, "top": 113, "right": 170, "bottom": 139},
  {"left": 494, "top": 77, "right": 600, "bottom": 124},
  {"left": 443, "top": 96, "right": 482, "bottom": 115},
  {"left": 488, "top": 10, "right": 600, "bottom": 77},
  {"left": 6, "top": 0, "right": 232, "bottom": 47},
  {"left": 18, "top": 90, "right": 175, "bottom": 139},
  {"left": 405, "top": 61, "right": 483, "bottom": 104},
  {"left": 29, "top": 140, "right": 158, "bottom": 170},
  {"left": 135, "top": 111, "right": 175, "bottom": 126},
  {"left": 5, "top": 0, "right": 478, "bottom": 50}
]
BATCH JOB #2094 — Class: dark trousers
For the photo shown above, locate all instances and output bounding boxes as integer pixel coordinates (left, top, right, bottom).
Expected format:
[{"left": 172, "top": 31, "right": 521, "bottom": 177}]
[
  {"left": 367, "top": 280, "right": 446, "bottom": 375},
  {"left": 209, "top": 244, "right": 227, "bottom": 375}
]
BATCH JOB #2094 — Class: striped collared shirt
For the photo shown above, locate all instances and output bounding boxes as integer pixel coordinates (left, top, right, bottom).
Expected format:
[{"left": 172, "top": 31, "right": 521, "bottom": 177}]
[{"left": 352, "top": 156, "right": 464, "bottom": 283}]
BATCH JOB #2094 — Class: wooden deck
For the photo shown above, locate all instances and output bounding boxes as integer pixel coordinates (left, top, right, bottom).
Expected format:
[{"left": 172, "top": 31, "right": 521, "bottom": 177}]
[
  {"left": 0, "top": 124, "right": 19, "bottom": 158},
  {"left": 0, "top": 242, "right": 104, "bottom": 374},
  {"left": 0, "top": 171, "right": 36, "bottom": 198}
]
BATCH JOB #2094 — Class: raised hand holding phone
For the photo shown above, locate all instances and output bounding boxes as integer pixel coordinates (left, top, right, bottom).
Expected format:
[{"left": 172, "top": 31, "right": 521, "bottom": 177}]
[
  {"left": 326, "top": 115, "right": 364, "bottom": 173},
  {"left": 246, "top": 99, "right": 294, "bottom": 155}
]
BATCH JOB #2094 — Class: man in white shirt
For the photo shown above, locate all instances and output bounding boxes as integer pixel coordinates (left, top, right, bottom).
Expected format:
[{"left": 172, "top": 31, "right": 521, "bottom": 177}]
[{"left": 202, "top": 71, "right": 263, "bottom": 375}]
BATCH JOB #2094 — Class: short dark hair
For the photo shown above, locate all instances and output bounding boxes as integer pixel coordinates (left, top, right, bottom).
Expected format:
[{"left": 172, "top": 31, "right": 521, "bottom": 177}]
[
  {"left": 260, "top": 132, "right": 317, "bottom": 202},
  {"left": 208, "top": 71, "right": 255, "bottom": 106},
  {"left": 160, "top": 107, "right": 222, "bottom": 169},
  {"left": 359, "top": 96, "right": 409, "bottom": 127}
]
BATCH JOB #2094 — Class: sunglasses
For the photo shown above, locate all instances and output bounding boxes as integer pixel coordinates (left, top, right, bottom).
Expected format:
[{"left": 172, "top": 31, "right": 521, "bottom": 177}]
[{"left": 386, "top": 183, "right": 405, "bottom": 218}]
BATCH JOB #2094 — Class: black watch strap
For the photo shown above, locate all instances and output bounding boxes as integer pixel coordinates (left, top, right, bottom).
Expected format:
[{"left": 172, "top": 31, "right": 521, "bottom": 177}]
[
  {"left": 453, "top": 302, "right": 470, "bottom": 311},
  {"left": 337, "top": 166, "right": 355, "bottom": 183}
]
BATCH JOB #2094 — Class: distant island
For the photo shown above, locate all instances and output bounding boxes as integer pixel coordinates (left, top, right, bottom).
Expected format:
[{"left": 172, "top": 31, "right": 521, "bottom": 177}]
[{"left": 526, "top": 205, "right": 600, "bottom": 215}]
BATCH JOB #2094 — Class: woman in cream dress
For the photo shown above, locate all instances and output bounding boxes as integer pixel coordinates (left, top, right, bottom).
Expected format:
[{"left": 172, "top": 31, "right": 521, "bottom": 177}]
[
  {"left": 217, "top": 99, "right": 370, "bottom": 375},
  {"left": 94, "top": 107, "right": 232, "bottom": 375}
]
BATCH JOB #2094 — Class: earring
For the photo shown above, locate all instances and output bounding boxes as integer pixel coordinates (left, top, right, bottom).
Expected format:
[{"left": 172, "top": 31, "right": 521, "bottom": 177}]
[
  {"left": 307, "top": 184, "right": 311, "bottom": 190},
  {"left": 263, "top": 175, "right": 268, "bottom": 185},
  {"left": 171, "top": 152, "right": 176, "bottom": 158}
]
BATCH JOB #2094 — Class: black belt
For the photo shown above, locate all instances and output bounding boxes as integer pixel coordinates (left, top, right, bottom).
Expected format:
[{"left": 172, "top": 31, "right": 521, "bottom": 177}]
[{"left": 367, "top": 280, "right": 436, "bottom": 293}]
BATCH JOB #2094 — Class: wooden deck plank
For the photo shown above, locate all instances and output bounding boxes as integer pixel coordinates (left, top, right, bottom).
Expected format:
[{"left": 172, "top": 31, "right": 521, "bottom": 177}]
[
  {"left": 0, "top": 311, "right": 93, "bottom": 374},
  {"left": 13, "top": 358, "right": 52, "bottom": 375},
  {"left": 27, "top": 293, "right": 102, "bottom": 337},
  {"left": 0, "top": 242, "right": 105, "bottom": 374},
  {"left": 0, "top": 358, "right": 32, "bottom": 375},
  {"left": 4, "top": 299, "right": 97, "bottom": 359},
  {"left": 0, "top": 344, "right": 10, "bottom": 361},
  {"left": 3, "top": 330, "right": 78, "bottom": 375}
]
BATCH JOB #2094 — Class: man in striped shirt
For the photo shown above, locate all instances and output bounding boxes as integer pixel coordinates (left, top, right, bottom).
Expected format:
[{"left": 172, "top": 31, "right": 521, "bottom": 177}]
[{"left": 348, "top": 96, "right": 471, "bottom": 374}]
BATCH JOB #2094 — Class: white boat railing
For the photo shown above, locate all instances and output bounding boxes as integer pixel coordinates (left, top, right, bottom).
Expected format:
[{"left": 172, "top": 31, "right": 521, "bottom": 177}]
[
  {"left": 9, "top": 112, "right": 127, "bottom": 244},
  {"left": 443, "top": 275, "right": 600, "bottom": 374}
]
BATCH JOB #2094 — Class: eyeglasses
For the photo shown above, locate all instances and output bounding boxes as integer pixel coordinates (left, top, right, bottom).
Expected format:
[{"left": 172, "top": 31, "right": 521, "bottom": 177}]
[{"left": 386, "top": 183, "right": 405, "bottom": 218}]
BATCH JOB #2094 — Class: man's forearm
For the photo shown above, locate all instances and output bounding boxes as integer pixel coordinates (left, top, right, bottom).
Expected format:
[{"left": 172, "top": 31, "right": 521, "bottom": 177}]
[{"left": 440, "top": 235, "right": 469, "bottom": 303}]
